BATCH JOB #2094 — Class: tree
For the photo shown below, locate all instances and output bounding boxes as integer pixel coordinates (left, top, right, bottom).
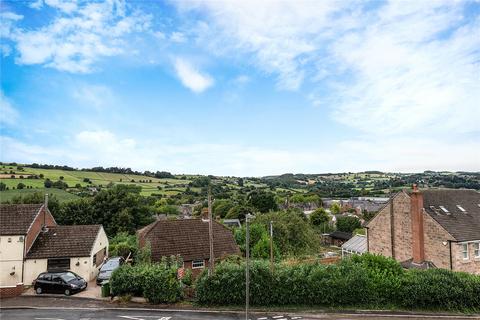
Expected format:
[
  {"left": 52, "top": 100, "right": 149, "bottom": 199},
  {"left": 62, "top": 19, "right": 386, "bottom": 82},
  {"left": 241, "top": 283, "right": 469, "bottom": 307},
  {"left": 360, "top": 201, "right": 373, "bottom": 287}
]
[
  {"left": 309, "top": 207, "right": 329, "bottom": 226},
  {"left": 336, "top": 216, "right": 362, "bottom": 233},
  {"left": 254, "top": 210, "right": 319, "bottom": 256},
  {"left": 330, "top": 202, "right": 341, "bottom": 214},
  {"left": 247, "top": 190, "right": 278, "bottom": 213},
  {"left": 237, "top": 178, "right": 244, "bottom": 187},
  {"left": 16, "top": 182, "right": 26, "bottom": 190},
  {"left": 225, "top": 205, "right": 252, "bottom": 221},
  {"left": 252, "top": 233, "right": 280, "bottom": 260},
  {"left": 155, "top": 204, "right": 179, "bottom": 216},
  {"left": 213, "top": 199, "right": 234, "bottom": 218},
  {"left": 44, "top": 179, "right": 53, "bottom": 188},
  {"left": 0, "top": 182, "right": 6, "bottom": 191},
  {"left": 234, "top": 223, "right": 267, "bottom": 254},
  {"left": 191, "top": 176, "right": 211, "bottom": 187},
  {"left": 39, "top": 174, "right": 44, "bottom": 179}
]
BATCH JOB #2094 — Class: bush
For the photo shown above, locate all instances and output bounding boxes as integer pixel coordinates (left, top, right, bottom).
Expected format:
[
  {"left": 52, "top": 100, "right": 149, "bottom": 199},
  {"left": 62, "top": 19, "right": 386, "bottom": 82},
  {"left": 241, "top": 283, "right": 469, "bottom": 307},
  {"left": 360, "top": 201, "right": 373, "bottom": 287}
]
[
  {"left": 110, "top": 263, "right": 182, "bottom": 303},
  {"left": 195, "top": 254, "right": 480, "bottom": 311}
]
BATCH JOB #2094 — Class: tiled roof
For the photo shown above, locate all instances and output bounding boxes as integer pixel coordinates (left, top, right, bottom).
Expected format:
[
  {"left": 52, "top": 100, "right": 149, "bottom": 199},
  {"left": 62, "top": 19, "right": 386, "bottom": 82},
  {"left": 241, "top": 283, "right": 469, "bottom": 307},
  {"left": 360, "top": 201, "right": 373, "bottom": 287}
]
[
  {"left": 26, "top": 225, "right": 102, "bottom": 259},
  {"left": 139, "top": 219, "right": 240, "bottom": 262},
  {"left": 0, "top": 204, "right": 43, "bottom": 235},
  {"left": 423, "top": 189, "right": 480, "bottom": 242}
]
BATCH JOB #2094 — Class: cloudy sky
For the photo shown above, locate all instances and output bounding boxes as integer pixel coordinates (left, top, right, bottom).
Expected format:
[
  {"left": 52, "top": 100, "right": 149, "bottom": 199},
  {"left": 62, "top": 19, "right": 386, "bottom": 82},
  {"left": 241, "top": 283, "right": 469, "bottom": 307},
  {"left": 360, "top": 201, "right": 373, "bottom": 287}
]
[{"left": 0, "top": 0, "right": 479, "bottom": 176}]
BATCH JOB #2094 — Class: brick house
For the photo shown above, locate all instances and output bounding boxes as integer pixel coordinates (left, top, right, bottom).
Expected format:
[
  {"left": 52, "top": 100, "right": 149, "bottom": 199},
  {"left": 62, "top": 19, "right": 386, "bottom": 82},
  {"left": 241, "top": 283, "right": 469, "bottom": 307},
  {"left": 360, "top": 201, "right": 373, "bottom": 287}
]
[
  {"left": 0, "top": 203, "right": 108, "bottom": 297},
  {"left": 137, "top": 219, "right": 240, "bottom": 276},
  {"left": 366, "top": 187, "right": 480, "bottom": 274}
]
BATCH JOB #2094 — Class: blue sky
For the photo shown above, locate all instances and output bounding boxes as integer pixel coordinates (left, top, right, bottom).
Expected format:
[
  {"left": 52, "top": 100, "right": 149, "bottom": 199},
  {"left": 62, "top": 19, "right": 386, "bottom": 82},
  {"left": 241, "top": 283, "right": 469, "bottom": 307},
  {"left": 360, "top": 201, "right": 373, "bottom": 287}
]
[{"left": 0, "top": 0, "right": 479, "bottom": 176}]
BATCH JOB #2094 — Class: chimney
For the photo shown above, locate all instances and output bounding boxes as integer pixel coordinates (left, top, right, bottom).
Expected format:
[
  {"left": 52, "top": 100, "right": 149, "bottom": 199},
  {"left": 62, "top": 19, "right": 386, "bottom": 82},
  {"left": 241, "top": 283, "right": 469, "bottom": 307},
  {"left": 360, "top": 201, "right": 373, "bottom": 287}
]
[{"left": 410, "top": 184, "right": 425, "bottom": 264}]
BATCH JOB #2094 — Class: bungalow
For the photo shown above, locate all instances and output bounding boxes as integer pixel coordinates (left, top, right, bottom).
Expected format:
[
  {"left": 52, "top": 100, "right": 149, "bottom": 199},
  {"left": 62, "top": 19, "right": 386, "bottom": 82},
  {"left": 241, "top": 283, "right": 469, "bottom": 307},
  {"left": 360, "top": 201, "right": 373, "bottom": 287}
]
[
  {"left": 0, "top": 202, "right": 108, "bottom": 297},
  {"left": 137, "top": 219, "right": 240, "bottom": 276}
]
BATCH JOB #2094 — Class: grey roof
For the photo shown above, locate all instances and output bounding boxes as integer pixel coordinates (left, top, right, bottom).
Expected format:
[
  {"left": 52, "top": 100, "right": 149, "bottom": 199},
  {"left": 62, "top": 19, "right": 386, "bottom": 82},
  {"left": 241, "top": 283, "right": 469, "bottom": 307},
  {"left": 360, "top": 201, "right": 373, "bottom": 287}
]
[
  {"left": 0, "top": 204, "right": 43, "bottom": 235},
  {"left": 342, "top": 235, "right": 367, "bottom": 253},
  {"left": 422, "top": 189, "right": 480, "bottom": 242},
  {"left": 329, "top": 231, "right": 352, "bottom": 240}
]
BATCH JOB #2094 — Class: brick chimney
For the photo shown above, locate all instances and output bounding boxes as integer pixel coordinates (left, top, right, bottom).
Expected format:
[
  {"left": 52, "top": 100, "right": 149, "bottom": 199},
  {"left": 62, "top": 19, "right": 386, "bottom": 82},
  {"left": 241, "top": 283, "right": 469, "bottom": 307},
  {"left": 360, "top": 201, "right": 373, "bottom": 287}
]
[{"left": 410, "top": 184, "right": 425, "bottom": 264}]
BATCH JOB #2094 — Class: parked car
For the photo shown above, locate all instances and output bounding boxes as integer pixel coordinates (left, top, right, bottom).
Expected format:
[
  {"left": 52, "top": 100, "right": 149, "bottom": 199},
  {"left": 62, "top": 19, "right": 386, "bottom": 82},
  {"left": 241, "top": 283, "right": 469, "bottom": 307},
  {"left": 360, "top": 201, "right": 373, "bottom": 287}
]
[
  {"left": 96, "top": 256, "right": 125, "bottom": 285},
  {"left": 34, "top": 271, "right": 87, "bottom": 296}
]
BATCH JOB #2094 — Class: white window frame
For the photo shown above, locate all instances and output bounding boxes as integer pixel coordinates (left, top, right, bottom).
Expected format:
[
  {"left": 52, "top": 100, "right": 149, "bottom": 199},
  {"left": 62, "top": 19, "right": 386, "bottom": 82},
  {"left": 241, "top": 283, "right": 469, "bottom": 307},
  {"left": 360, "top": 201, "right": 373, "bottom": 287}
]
[
  {"left": 474, "top": 242, "right": 480, "bottom": 258},
  {"left": 462, "top": 243, "right": 469, "bottom": 260},
  {"left": 192, "top": 259, "right": 205, "bottom": 269}
]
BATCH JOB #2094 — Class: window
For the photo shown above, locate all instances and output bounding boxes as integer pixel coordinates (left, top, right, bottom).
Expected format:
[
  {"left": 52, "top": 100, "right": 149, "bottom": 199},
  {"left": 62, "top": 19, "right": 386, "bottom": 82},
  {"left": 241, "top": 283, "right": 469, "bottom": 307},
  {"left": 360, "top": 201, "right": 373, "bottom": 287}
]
[
  {"left": 192, "top": 260, "right": 205, "bottom": 269},
  {"left": 462, "top": 243, "right": 469, "bottom": 260},
  {"left": 7, "top": 238, "right": 12, "bottom": 243},
  {"left": 474, "top": 243, "right": 480, "bottom": 258},
  {"left": 456, "top": 205, "right": 466, "bottom": 213},
  {"left": 18, "top": 236, "right": 24, "bottom": 242}
]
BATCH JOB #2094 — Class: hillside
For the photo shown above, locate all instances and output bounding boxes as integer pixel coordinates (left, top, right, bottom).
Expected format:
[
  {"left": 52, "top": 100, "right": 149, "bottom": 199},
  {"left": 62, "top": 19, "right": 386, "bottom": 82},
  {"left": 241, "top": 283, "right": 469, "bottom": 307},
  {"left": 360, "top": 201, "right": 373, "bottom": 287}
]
[{"left": 0, "top": 162, "right": 478, "bottom": 204}]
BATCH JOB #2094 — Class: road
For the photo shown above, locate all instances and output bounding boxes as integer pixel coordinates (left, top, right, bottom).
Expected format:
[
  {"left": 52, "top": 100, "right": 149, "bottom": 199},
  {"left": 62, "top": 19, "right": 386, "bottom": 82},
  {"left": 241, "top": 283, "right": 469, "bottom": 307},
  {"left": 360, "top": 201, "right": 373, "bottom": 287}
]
[{"left": 1, "top": 308, "right": 479, "bottom": 320}]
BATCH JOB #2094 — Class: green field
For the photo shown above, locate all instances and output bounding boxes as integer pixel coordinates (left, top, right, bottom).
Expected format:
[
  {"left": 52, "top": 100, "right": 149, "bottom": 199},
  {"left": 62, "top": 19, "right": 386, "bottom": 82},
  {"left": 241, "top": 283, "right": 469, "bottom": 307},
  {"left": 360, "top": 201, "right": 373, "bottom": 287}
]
[{"left": 0, "top": 188, "right": 80, "bottom": 202}]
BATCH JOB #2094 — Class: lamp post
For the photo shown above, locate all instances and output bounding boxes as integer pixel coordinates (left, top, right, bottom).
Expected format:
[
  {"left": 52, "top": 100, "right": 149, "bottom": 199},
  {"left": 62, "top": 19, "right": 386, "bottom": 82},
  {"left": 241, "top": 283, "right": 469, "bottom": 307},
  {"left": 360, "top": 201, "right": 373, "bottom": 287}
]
[{"left": 245, "top": 213, "right": 254, "bottom": 320}]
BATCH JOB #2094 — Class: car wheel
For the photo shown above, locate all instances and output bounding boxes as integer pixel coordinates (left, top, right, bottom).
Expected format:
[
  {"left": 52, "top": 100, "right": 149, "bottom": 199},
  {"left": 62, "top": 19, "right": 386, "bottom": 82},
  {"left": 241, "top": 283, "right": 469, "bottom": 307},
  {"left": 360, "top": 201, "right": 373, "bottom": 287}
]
[
  {"left": 35, "top": 287, "right": 42, "bottom": 294},
  {"left": 64, "top": 289, "right": 71, "bottom": 296}
]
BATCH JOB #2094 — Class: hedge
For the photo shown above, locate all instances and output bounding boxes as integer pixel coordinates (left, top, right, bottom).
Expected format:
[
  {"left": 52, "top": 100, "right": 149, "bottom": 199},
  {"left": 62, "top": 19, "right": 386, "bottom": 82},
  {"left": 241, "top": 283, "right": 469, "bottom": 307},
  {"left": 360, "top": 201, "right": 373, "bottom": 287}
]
[
  {"left": 110, "top": 263, "right": 182, "bottom": 303},
  {"left": 195, "top": 254, "right": 480, "bottom": 311}
]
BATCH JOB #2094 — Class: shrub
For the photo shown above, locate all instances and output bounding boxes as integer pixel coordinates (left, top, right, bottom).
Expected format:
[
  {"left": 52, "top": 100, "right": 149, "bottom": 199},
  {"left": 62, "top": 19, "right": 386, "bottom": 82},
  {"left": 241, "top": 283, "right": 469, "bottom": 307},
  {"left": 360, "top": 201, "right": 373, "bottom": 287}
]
[
  {"left": 110, "top": 263, "right": 182, "bottom": 303},
  {"left": 195, "top": 255, "right": 480, "bottom": 311}
]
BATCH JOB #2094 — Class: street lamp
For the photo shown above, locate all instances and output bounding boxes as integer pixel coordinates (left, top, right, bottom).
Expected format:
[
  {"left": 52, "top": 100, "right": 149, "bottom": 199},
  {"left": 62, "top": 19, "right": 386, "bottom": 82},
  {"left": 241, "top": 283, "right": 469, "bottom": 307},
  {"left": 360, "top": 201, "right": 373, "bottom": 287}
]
[{"left": 245, "top": 213, "right": 254, "bottom": 320}]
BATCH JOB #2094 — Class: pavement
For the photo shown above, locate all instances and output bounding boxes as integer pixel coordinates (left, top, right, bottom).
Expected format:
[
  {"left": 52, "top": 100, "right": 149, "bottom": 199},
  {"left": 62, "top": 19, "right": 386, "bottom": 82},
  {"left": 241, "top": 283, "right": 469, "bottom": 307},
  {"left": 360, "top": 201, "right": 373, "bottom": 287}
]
[{"left": 1, "top": 296, "right": 479, "bottom": 320}]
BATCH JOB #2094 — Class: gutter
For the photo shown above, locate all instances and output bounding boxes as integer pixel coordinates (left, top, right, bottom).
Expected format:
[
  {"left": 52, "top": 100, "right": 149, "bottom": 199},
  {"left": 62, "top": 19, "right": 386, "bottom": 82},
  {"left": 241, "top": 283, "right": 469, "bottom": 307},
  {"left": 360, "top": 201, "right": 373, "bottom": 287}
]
[{"left": 448, "top": 240, "right": 453, "bottom": 271}]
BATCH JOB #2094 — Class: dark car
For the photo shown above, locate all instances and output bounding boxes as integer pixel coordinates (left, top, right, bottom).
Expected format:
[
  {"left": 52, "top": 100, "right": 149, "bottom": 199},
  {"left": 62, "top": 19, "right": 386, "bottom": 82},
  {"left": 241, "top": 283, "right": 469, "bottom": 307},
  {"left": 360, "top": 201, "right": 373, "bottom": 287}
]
[
  {"left": 96, "top": 256, "right": 125, "bottom": 285},
  {"left": 34, "top": 271, "right": 87, "bottom": 296}
]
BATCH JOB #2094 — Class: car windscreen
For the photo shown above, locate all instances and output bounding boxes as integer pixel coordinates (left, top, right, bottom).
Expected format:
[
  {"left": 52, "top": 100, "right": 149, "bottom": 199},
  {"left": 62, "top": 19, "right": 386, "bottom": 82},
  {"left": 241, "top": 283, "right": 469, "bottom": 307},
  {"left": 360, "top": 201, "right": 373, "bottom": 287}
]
[
  {"left": 100, "top": 260, "right": 119, "bottom": 271},
  {"left": 60, "top": 272, "right": 77, "bottom": 282}
]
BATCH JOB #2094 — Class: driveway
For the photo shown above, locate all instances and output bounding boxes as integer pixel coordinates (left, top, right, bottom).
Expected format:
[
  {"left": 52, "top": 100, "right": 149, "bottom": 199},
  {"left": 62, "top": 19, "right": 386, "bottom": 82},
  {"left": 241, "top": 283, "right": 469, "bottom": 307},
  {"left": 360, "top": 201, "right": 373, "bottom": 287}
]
[{"left": 23, "top": 280, "right": 104, "bottom": 299}]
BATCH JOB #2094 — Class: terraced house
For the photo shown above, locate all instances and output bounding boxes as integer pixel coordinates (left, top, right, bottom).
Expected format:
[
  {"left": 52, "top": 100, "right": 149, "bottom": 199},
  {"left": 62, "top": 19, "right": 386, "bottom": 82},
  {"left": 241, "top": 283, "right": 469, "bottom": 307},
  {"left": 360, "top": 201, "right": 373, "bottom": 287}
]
[
  {"left": 366, "top": 187, "right": 480, "bottom": 274},
  {"left": 0, "top": 202, "right": 108, "bottom": 297}
]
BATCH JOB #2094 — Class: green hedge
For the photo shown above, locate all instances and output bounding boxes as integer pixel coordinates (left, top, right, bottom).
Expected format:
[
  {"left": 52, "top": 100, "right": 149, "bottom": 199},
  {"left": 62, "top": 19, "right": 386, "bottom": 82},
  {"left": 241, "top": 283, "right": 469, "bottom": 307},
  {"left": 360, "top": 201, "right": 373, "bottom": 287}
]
[
  {"left": 111, "top": 263, "right": 182, "bottom": 303},
  {"left": 195, "top": 254, "right": 480, "bottom": 311}
]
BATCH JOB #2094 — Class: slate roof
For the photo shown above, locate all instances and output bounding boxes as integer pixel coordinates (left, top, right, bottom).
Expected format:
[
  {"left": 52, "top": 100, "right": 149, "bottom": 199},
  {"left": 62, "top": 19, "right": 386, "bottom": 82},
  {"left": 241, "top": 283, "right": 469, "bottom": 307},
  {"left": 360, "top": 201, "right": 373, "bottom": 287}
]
[
  {"left": 138, "top": 219, "right": 240, "bottom": 262},
  {"left": 0, "top": 204, "right": 43, "bottom": 235},
  {"left": 329, "top": 231, "right": 352, "bottom": 240},
  {"left": 26, "top": 225, "right": 102, "bottom": 259},
  {"left": 422, "top": 189, "right": 480, "bottom": 242}
]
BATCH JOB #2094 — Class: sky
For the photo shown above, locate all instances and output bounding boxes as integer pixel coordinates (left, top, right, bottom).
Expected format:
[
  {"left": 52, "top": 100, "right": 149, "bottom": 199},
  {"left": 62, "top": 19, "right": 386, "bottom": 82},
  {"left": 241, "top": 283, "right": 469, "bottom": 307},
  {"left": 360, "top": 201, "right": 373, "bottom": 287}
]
[{"left": 0, "top": 0, "right": 479, "bottom": 176}]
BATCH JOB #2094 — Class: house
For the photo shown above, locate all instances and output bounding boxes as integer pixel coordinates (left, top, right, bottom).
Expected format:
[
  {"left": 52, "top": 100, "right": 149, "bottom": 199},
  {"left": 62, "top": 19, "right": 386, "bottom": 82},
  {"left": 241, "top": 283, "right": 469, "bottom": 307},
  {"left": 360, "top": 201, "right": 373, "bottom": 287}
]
[
  {"left": 323, "top": 231, "right": 352, "bottom": 246},
  {"left": 366, "top": 186, "right": 480, "bottom": 274},
  {"left": 341, "top": 234, "right": 367, "bottom": 258},
  {"left": 0, "top": 203, "right": 108, "bottom": 297},
  {"left": 137, "top": 219, "right": 240, "bottom": 276}
]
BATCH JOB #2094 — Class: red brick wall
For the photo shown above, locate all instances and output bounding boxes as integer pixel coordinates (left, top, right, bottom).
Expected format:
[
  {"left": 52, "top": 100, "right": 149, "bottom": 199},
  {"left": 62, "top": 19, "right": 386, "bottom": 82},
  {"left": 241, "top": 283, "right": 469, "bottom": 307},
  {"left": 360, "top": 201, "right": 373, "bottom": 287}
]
[
  {"left": 184, "top": 259, "right": 209, "bottom": 278},
  {"left": 0, "top": 284, "right": 24, "bottom": 298},
  {"left": 25, "top": 206, "right": 57, "bottom": 254}
]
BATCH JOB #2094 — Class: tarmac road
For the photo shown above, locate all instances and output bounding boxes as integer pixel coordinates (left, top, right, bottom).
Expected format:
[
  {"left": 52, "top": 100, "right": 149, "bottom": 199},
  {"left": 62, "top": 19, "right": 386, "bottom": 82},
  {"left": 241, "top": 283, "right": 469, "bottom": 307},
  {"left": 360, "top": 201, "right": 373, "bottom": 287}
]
[{"left": 1, "top": 308, "right": 479, "bottom": 320}]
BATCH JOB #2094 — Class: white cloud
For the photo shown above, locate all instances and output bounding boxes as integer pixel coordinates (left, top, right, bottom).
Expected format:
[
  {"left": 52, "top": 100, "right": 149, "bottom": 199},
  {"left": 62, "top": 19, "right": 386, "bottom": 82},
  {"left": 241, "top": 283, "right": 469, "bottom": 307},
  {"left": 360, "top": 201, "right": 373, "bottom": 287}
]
[
  {"left": 170, "top": 31, "right": 186, "bottom": 43},
  {"left": 0, "top": 91, "right": 19, "bottom": 126},
  {"left": 176, "top": 1, "right": 348, "bottom": 90},
  {"left": 72, "top": 84, "right": 114, "bottom": 108},
  {"left": 177, "top": 1, "right": 480, "bottom": 137},
  {"left": 173, "top": 57, "right": 214, "bottom": 93},
  {"left": 5, "top": 0, "right": 152, "bottom": 73},
  {"left": 2, "top": 131, "right": 479, "bottom": 176}
]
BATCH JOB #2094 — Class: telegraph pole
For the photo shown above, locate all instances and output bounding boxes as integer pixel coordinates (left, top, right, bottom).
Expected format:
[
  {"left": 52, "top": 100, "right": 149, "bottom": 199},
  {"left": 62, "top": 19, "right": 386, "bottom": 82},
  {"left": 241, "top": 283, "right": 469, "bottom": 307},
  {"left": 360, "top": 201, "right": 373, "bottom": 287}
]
[
  {"left": 245, "top": 214, "right": 252, "bottom": 320},
  {"left": 208, "top": 185, "right": 215, "bottom": 276},
  {"left": 269, "top": 220, "right": 274, "bottom": 272}
]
